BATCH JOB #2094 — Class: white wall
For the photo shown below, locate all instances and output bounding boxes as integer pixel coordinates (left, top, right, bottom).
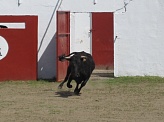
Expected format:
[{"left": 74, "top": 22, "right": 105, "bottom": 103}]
[
  {"left": 59, "top": 0, "right": 115, "bottom": 12},
  {"left": 114, "top": 0, "right": 164, "bottom": 77},
  {"left": 1, "top": 0, "right": 164, "bottom": 78}
]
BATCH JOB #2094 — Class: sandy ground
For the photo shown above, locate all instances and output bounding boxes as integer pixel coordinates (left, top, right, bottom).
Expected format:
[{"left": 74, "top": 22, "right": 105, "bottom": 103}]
[{"left": 0, "top": 79, "right": 164, "bottom": 122}]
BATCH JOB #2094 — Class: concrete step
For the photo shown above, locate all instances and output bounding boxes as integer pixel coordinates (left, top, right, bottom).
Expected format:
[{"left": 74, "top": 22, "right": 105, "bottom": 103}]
[{"left": 90, "top": 69, "right": 114, "bottom": 80}]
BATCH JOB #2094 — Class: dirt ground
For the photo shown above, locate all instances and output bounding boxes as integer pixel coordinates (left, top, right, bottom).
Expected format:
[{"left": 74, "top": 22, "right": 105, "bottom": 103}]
[{"left": 0, "top": 78, "right": 164, "bottom": 122}]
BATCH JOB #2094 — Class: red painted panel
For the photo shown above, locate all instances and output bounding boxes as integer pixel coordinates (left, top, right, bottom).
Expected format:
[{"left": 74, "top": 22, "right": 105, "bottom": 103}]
[
  {"left": 56, "top": 11, "right": 70, "bottom": 82},
  {"left": 0, "top": 16, "right": 38, "bottom": 81},
  {"left": 92, "top": 12, "right": 114, "bottom": 69}
]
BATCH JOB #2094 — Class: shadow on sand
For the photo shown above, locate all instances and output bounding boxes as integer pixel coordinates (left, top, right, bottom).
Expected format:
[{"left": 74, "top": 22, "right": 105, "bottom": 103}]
[{"left": 55, "top": 90, "right": 81, "bottom": 98}]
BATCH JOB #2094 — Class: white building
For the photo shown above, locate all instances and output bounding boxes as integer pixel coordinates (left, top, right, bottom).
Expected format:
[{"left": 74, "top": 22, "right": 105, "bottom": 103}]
[{"left": 0, "top": 0, "right": 164, "bottom": 80}]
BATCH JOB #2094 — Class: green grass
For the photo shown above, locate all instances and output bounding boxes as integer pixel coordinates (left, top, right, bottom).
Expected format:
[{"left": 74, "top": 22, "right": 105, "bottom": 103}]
[
  {"left": 0, "top": 80, "right": 50, "bottom": 85},
  {"left": 101, "top": 76, "right": 164, "bottom": 96},
  {"left": 1, "top": 76, "right": 164, "bottom": 88},
  {"left": 106, "top": 76, "right": 164, "bottom": 84}
]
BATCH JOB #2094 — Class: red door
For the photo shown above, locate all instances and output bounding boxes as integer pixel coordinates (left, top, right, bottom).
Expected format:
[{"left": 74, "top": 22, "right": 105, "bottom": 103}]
[
  {"left": 92, "top": 12, "right": 114, "bottom": 70},
  {"left": 56, "top": 11, "right": 70, "bottom": 82},
  {"left": 0, "top": 16, "right": 38, "bottom": 81}
]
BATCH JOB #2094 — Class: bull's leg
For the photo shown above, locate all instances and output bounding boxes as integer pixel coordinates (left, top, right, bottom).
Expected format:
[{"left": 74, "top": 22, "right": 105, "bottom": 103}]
[
  {"left": 58, "top": 67, "right": 71, "bottom": 89},
  {"left": 76, "top": 79, "right": 89, "bottom": 94},
  {"left": 74, "top": 83, "right": 79, "bottom": 94},
  {"left": 67, "top": 76, "right": 73, "bottom": 88},
  {"left": 58, "top": 78, "right": 68, "bottom": 89}
]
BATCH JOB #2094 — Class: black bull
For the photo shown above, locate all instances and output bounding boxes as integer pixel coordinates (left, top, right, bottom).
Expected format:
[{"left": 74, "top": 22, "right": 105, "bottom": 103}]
[{"left": 58, "top": 51, "right": 95, "bottom": 94}]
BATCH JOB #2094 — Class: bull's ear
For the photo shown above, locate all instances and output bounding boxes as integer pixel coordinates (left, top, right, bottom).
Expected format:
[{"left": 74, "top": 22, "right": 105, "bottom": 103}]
[{"left": 81, "top": 56, "right": 87, "bottom": 62}]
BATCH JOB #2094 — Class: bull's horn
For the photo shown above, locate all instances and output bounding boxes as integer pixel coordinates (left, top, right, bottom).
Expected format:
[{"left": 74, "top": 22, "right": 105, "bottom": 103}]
[
  {"left": 65, "top": 54, "right": 74, "bottom": 59},
  {"left": 64, "top": 57, "right": 71, "bottom": 59}
]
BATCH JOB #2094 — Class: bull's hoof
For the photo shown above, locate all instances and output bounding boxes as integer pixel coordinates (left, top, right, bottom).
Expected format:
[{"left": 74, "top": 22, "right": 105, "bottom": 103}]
[
  {"left": 67, "top": 84, "right": 72, "bottom": 88},
  {"left": 74, "top": 89, "right": 80, "bottom": 95},
  {"left": 58, "top": 85, "right": 63, "bottom": 89}
]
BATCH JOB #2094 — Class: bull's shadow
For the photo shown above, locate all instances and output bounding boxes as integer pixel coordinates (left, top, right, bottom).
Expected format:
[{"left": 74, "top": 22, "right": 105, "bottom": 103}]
[{"left": 55, "top": 90, "right": 81, "bottom": 98}]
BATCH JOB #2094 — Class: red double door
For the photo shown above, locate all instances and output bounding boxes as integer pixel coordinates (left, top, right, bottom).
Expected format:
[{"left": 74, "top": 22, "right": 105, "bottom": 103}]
[{"left": 56, "top": 12, "right": 114, "bottom": 81}]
